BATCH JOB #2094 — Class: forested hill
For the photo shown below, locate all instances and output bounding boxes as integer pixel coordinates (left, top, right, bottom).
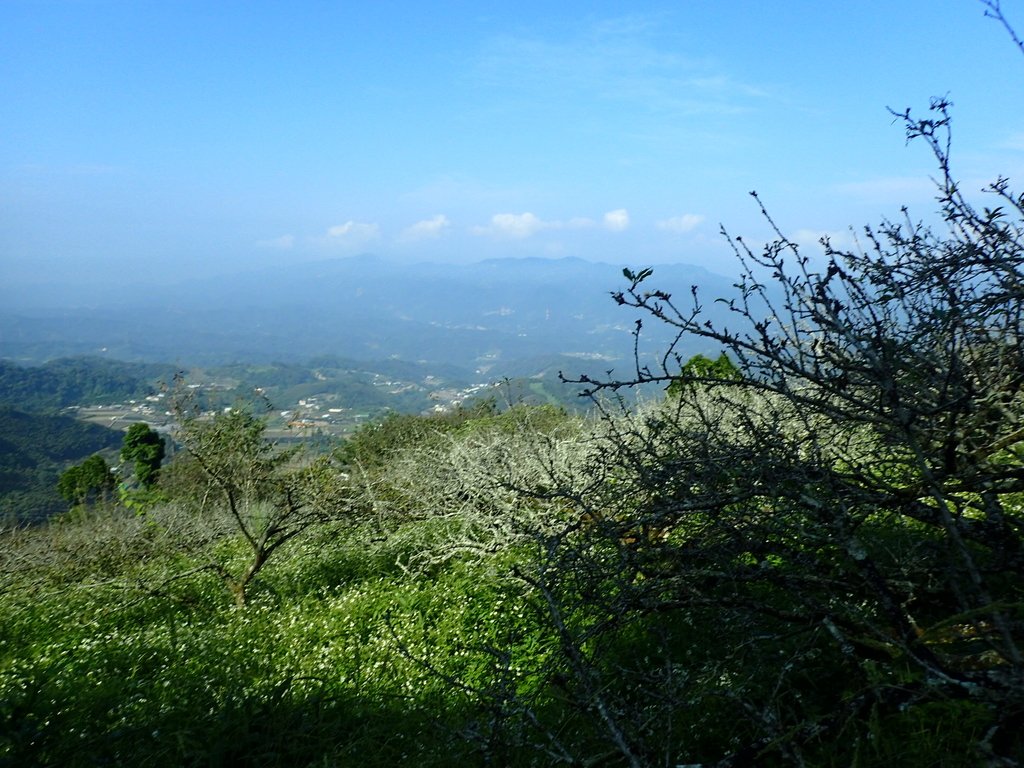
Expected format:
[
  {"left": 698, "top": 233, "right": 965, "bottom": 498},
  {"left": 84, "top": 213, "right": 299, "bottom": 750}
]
[
  {"left": 0, "top": 406, "right": 123, "bottom": 524},
  {"left": 0, "top": 357, "right": 173, "bottom": 523},
  {"left": 0, "top": 357, "right": 176, "bottom": 412}
]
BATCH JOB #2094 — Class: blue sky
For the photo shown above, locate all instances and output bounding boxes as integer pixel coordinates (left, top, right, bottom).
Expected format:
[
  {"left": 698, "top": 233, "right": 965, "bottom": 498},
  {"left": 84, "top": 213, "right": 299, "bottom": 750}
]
[{"left": 2, "top": 0, "right": 1023, "bottom": 290}]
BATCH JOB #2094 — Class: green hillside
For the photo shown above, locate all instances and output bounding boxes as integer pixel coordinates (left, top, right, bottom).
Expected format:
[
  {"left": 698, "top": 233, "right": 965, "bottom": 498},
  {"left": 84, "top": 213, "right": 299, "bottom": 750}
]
[
  {"left": 0, "top": 406, "right": 123, "bottom": 524},
  {"left": 0, "top": 357, "right": 174, "bottom": 412}
]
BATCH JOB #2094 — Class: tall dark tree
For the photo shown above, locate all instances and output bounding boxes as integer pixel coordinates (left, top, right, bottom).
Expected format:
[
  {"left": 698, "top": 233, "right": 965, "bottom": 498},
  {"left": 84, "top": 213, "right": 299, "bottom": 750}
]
[
  {"left": 120, "top": 423, "right": 165, "bottom": 488},
  {"left": 57, "top": 454, "right": 115, "bottom": 507}
]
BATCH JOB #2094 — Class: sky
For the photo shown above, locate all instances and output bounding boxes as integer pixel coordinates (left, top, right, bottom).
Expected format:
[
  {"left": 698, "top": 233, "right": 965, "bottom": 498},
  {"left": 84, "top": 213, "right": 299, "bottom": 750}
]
[{"left": 2, "top": 0, "right": 1024, "bottom": 292}]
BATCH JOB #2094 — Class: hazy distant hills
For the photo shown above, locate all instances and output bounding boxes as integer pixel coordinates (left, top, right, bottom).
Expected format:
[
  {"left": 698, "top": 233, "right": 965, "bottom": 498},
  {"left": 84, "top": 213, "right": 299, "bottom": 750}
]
[
  {"left": 0, "top": 256, "right": 742, "bottom": 523},
  {"left": 0, "top": 256, "right": 739, "bottom": 375}
]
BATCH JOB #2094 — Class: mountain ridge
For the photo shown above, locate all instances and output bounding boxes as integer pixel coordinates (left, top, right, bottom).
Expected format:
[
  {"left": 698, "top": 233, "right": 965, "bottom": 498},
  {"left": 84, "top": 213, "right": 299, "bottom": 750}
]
[{"left": 1, "top": 255, "right": 739, "bottom": 370}]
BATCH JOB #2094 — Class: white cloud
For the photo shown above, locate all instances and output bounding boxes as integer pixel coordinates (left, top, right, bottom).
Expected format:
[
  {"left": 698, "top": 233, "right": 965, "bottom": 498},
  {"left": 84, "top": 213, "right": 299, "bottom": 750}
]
[
  {"left": 474, "top": 210, "right": 632, "bottom": 238},
  {"left": 256, "top": 234, "right": 295, "bottom": 250},
  {"left": 657, "top": 213, "right": 704, "bottom": 233},
  {"left": 400, "top": 214, "right": 451, "bottom": 242},
  {"left": 326, "top": 221, "right": 379, "bottom": 241},
  {"left": 474, "top": 212, "right": 547, "bottom": 238},
  {"left": 603, "top": 209, "right": 630, "bottom": 231}
]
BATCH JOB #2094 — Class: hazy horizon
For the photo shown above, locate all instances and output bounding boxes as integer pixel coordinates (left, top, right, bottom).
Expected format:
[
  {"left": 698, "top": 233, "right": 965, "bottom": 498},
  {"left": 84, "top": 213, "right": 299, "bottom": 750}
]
[
  {"left": 4, "top": 1, "right": 1024, "bottom": 295},
  {"left": 0, "top": 250, "right": 730, "bottom": 312}
]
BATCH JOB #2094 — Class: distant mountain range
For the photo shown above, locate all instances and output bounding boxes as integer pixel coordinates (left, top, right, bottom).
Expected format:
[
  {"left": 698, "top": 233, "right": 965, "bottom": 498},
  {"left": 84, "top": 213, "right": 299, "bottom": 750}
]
[{"left": 0, "top": 256, "right": 740, "bottom": 375}]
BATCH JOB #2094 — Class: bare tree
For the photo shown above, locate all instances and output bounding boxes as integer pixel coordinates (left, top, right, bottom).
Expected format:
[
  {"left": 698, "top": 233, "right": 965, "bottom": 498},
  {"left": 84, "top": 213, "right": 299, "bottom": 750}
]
[
  {"left": 165, "top": 387, "right": 351, "bottom": 606},
  {"left": 346, "top": 402, "right": 594, "bottom": 572},
  {"left": 507, "top": 44, "right": 1024, "bottom": 768}
]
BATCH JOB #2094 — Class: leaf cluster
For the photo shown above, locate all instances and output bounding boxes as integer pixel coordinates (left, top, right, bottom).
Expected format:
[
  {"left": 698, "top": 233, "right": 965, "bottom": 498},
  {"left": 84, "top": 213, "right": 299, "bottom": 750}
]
[
  {"left": 56, "top": 454, "right": 115, "bottom": 506},
  {"left": 120, "top": 422, "right": 165, "bottom": 488}
]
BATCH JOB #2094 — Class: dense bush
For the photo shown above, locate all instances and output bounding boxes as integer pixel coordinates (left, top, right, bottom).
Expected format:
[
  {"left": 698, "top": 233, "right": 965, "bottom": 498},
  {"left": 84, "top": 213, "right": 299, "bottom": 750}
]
[
  {"left": 520, "top": 101, "right": 1024, "bottom": 768},
  {"left": 2, "top": 374, "right": 1021, "bottom": 765}
]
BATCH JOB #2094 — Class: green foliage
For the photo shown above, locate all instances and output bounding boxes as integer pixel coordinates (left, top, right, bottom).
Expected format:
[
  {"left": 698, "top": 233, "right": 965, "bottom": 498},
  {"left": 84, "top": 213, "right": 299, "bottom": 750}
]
[
  {"left": 120, "top": 422, "right": 166, "bottom": 488},
  {"left": 682, "top": 350, "right": 740, "bottom": 381},
  {"left": 336, "top": 399, "right": 500, "bottom": 471},
  {"left": 56, "top": 454, "right": 115, "bottom": 506},
  {"left": 0, "top": 357, "right": 173, "bottom": 412},
  {"left": 117, "top": 483, "right": 169, "bottom": 514},
  {"left": 164, "top": 397, "right": 351, "bottom": 606},
  {"left": 0, "top": 406, "right": 123, "bottom": 523},
  {"left": 0, "top": 511, "right": 553, "bottom": 767},
  {"left": 175, "top": 406, "right": 295, "bottom": 503},
  {"left": 3, "top": 388, "right": 1019, "bottom": 767},
  {"left": 666, "top": 352, "right": 741, "bottom": 397}
]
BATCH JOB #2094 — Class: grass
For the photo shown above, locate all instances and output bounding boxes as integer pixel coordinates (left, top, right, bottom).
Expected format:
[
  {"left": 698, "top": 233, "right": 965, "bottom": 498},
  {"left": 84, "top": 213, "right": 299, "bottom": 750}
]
[
  {"left": 0, "top": 513, "right": 559, "bottom": 767},
  {"left": 1, "top": 501, "right": 1014, "bottom": 767}
]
